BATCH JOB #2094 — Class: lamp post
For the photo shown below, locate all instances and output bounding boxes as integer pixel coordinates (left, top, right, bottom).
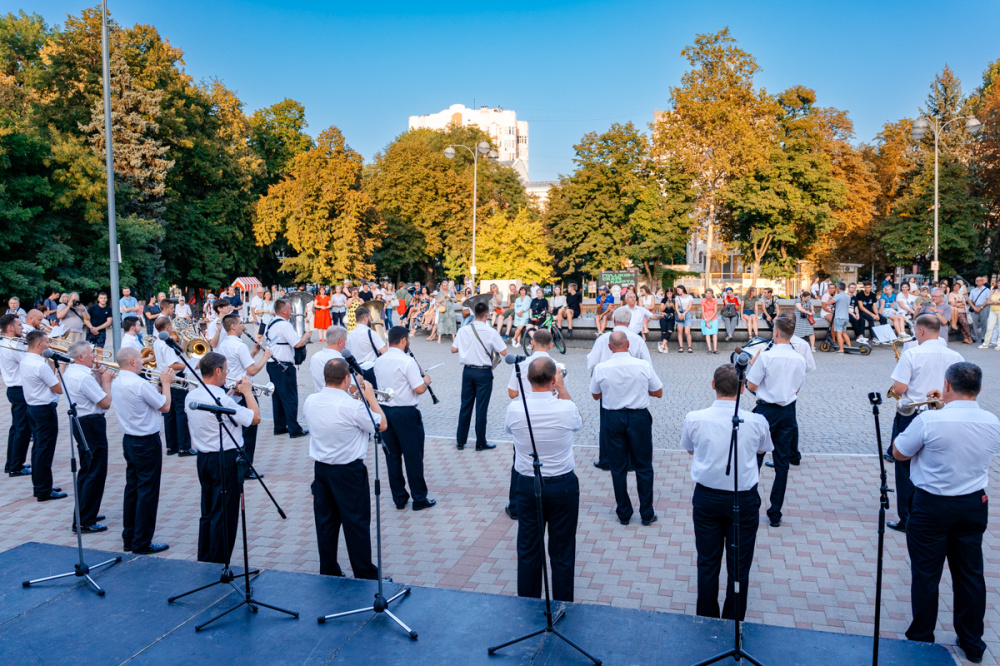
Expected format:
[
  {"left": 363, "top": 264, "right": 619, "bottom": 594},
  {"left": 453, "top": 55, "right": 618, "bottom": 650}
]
[
  {"left": 910, "top": 115, "right": 981, "bottom": 282},
  {"left": 444, "top": 141, "right": 497, "bottom": 282},
  {"left": 100, "top": 0, "right": 122, "bottom": 354}
]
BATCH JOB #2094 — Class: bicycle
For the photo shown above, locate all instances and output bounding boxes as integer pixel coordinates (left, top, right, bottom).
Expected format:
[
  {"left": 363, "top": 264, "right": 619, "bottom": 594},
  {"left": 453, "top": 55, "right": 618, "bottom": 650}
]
[{"left": 523, "top": 313, "right": 566, "bottom": 355}]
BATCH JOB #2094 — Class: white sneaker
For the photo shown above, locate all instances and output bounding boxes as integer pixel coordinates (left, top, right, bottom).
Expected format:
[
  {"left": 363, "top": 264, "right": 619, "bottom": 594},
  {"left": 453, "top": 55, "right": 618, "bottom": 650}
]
[
  {"left": 857, "top": 336, "right": 868, "bottom": 344},
  {"left": 979, "top": 343, "right": 989, "bottom": 349},
  {"left": 512, "top": 341, "right": 519, "bottom": 348}
]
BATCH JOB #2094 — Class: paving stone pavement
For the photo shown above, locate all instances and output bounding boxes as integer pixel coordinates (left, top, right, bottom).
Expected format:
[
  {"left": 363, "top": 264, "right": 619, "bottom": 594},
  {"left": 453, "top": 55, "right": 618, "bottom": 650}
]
[{"left": 2, "top": 334, "right": 999, "bottom": 664}]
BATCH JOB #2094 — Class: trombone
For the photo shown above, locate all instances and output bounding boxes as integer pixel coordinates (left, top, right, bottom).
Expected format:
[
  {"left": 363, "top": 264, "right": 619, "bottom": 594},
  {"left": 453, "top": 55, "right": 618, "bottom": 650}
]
[
  {"left": 350, "top": 385, "right": 394, "bottom": 404},
  {"left": 0, "top": 335, "right": 113, "bottom": 362},
  {"left": 226, "top": 381, "right": 275, "bottom": 397},
  {"left": 94, "top": 359, "right": 194, "bottom": 391},
  {"left": 886, "top": 385, "right": 944, "bottom": 416}
]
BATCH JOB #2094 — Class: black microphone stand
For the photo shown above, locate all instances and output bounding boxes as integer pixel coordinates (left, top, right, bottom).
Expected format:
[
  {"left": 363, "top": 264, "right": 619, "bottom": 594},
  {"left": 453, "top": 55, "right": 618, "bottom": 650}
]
[
  {"left": 692, "top": 361, "right": 764, "bottom": 666},
  {"left": 318, "top": 369, "right": 416, "bottom": 639},
  {"left": 868, "top": 392, "right": 890, "bottom": 666},
  {"left": 164, "top": 339, "right": 298, "bottom": 630},
  {"left": 23, "top": 357, "right": 121, "bottom": 595},
  {"left": 488, "top": 359, "right": 601, "bottom": 664},
  {"left": 405, "top": 347, "right": 438, "bottom": 404}
]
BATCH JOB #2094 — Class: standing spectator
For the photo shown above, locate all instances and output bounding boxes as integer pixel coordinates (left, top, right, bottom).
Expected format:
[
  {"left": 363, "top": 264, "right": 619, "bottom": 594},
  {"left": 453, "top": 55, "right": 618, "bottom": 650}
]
[
  {"left": 967, "top": 276, "right": 991, "bottom": 343},
  {"left": 432, "top": 291, "right": 457, "bottom": 343},
  {"left": 657, "top": 287, "right": 676, "bottom": 354},
  {"left": 330, "top": 285, "right": 347, "bottom": 327},
  {"left": 828, "top": 283, "right": 852, "bottom": 353},
  {"left": 174, "top": 295, "right": 192, "bottom": 321},
  {"left": 226, "top": 286, "right": 243, "bottom": 320},
  {"left": 675, "top": 285, "right": 694, "bottom": 353},
  {"left": 43, "top": 291, "right": 60, "bottom": 325},
  {"left": 948, "top": 282, "right": 974, "bottom": 344},
  {"left": 700, "top": 289, "right": 719, "bottom": 354},
  {"left": 248, "top": 288, "right": 264, "bottom": 327},
  {"left": 918, "top": 288, "right": 953, "bottom": 342},
  {"left": 5, "top": 297, "right": 26, "bottom": 322},
  {"left": 86, "top": 292, "right": 113, "bottom": 350},
  {"left": 58, "top": 293, "right": 88, "bottom": 341},
  {"left": 978, "top": 284, "right": 1000, "bottom": 349},
  {"left": 314, "top": 286, "right": 332, "bottom": 343},
  {"left": 142, "top": 295, "right": 161, "bottom": 337},
  {"left": 119, "top": 287, "right": 140, "bottom": 323},
  {"left": 720, "top": 287, "right": 741, "bottom": 341},
  {"left": 793, "top": 291, "right": 816, "bottom": 350},
  {"left": 255, "top": 291, "right": 274, "bottom": 337},
  {"left": 854, "top": 282, "right": 879, "bottom": 343}
]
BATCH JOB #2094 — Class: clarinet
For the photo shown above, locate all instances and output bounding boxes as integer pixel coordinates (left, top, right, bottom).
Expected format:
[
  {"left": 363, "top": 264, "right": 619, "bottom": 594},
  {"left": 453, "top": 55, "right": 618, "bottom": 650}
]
[{"left": 406, "top": 348, "right": 439, "bottom": 405}]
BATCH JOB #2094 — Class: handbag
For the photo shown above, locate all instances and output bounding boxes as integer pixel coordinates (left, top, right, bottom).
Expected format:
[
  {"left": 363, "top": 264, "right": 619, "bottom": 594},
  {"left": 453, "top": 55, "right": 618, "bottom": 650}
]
[
  {"left": 722, "top": 303, "right": 737, "bottom": 318},
  {"left": 807, "top": 312, "right": 815, "bottom": 326}
]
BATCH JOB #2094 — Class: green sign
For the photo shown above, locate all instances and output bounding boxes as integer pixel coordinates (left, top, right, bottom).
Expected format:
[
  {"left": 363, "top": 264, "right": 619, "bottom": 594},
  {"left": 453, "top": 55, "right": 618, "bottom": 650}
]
[{"left": 598, "top": 270, "right": 639, "bottom": 288}]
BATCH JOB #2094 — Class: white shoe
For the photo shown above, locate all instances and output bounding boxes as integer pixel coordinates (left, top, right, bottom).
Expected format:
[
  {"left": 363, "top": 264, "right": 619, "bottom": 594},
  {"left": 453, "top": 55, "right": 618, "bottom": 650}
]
[
  {"left": 979, "top": 343, "right": 989, "bottom": 349},
  {"left": 512, "top": 341, "right": 519, "bottom": 348},
  {"left": 857, "top": 336, "right": 868, "bottom": 344}
]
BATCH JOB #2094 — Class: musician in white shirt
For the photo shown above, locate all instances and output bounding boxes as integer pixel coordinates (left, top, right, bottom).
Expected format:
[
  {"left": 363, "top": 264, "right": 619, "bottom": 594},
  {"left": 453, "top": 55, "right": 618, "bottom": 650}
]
[
  {"left": 345, "top": 307, "right": 387, "bottom": 386},
  {"left": 206, "top": 298, "right": 233, "bottom": 349},
  {"left": 110, "top": 347, "right": 174, "bottom": 554},
  {"left": 121, "top": 316, "right": 144, "bottom": 350},
  {"left": 218, "top": 314, "right": 270, "bottom": 477},
  {"left": 263, "top": 299, "right": 310, "bottom": 438},
  {"left": 310, "top": 326, "right": 347, "bottom": 394},
  {"left": 451, "top": 301, "right": 507, "bottom": 450},
  {"left": 304, "top": 358, "right": 385, "bottom": 578},
  {"left": 185, "top": 352, "right": 259, "bottom": 563},
  {"left": 21, "top": 331, "right": 64, "bottom": 500},
  {"left": 0, "top": 314, "right": 31, "bottom": 476},
  {"left": 681, "top": 364, "right": 773, "bottom": 620},
  {"left": 153, "top": 317, "right": 193, "bottom": 456}
]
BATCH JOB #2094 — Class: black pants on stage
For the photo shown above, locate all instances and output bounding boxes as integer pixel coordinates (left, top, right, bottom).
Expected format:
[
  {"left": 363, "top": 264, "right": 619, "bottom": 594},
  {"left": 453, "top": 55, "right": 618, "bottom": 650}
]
[
  {"left": 754, "top": 400, "right": 797, "bottom": 523},
  {"left": 234, "top": 394, "right": 258, "bottom": 473},
  {"left": 604, "top": 408, "right": 655, "bottom": 523},
  {"left": 508, "top": 450, "right": 521, "bottom": 515},
  {"left": 693, "top": 483, "right": 761, "bottom": 620},
  {"left": 906, "top": 488, "right": 988, "bottom": 659},
  {"left": 6, "top": 386, "right": 31, "bottom": 473},
  {"left": 122, "top": 433, "right": 163, "bottom": 551},
  {"left": 27, "top": 403, "right": 58, "bottom": 497},
  {"left": 891, "top": 411, "right": 918, "bottom": 526},
  {"left": 516, "top": 471, "right": 579, "bottom": 602},
  {"left": 72, "top": 415, "right": 108, "bottom": 527},
  {"left": 456, "top": 366, "right": 492, "bottom": 448},
  {"left": 163, "top": 386, "right": 190, "bottom": 453},
  {"left": 312, "top": 460, "right": 377, "bottom": 579},
  {"left": 381, "top": 405, "right": 428, "bottom": 506},
  {"left": 596, "top": 401, "right": 609, "bottom": 467},
  {"left": 266, "top": 362, "right": 305, "bottom": 436},
  {"left": 196, "top": 449, "right": 240, "bottom": 564}
]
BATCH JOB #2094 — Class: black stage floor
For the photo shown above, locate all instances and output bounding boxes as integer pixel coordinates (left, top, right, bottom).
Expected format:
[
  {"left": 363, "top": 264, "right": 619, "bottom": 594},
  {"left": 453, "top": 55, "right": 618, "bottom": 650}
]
[{"left": 0, "top": 543, "right": 952, "bottom": 665}]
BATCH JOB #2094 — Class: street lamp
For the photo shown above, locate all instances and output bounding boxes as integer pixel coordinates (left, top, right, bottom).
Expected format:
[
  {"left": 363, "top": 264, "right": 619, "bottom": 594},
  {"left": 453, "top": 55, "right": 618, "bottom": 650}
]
[
  {"left": 910, "top": 115, "right": 981, "bottom": 282},
  {"left": 444, "top": 141, "right": 497, "bottom": 280}
]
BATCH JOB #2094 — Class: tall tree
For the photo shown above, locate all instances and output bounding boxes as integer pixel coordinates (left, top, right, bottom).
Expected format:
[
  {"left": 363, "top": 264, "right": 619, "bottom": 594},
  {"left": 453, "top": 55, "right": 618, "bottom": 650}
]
[
  {"left": 255, "top": 126, "right": 383, "bottom": 282},
  {"left": 474, "top": 208, "right": 553, "bottom": 282},
  {"left": 970, "top": 58, "right": 1000, "bottom": 274},
  {"left": 249, "top": 98, "right": 313, "bottom": 184}
]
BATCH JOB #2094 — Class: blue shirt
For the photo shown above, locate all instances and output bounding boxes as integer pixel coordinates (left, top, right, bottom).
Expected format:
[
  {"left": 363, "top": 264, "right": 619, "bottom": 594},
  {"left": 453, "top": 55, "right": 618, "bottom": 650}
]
[
  {"left": 597, "top": 294, "right": 614, "bottom": 313},
  {"left": 119, "top": 296, "right": 138, "bottom": 320}
]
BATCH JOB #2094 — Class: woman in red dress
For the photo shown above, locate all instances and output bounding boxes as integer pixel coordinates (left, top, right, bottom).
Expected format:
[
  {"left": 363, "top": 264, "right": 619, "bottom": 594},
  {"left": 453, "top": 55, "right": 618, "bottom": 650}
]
[{"left": 314, "top": 286, "right": 332, "bottom": 341}]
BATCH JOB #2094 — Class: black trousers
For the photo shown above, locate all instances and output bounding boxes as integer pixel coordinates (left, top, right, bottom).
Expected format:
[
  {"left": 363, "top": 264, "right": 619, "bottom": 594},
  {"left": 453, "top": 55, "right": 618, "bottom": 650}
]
[
  {"left": 596, "top": 402, "right": 609, "bottom": 467},
  {"left": 456, "top": 366, "right": 492, "bottom": 447},
  {"left": 234, "top": 394, "right": 258, "bottom": 472},
  {"left": 516, "top": 471, "right": 579, "bottom": 602},
  {"left": 122, "top": 433, "right": 163, "bottom": 551},
  {"left": 163, "top": 386, "right": 190, "bottom": 453},
  {"left": 72, "top": 415, "right": 108, "bottom": 527},
  {"left": 196, "top": 449, "right": 240, "bottom": 564},
  {"left": 850, "top": 313, "right": 864, "bottom": 339},
  {"left": 858, "top": 312, "right": 877, "bottom": 337},
  {"left": 891, "top": 411, "right": 918, "bottom": 525},
  {"left": 381, "top": 406, "right": 428, "bottom": 506},
  {"left": 6, "top": 386, "right": 31, "bottom": 473},
  {"left": 693, "top": 483, "right": 761, "bottom": 620},
  {"left": 906, "top": 488, "right": 988, "bottom": 659},
  {"left": 266, "top": 362, "right": 305, "bottom": 436},
  {"left": 312, "top": 460, "right": 377, "bottom": 579},
  {"left": 754, "top": 401, "right": 797, "bottom": 522},
  {"left": 508, "top": 450, "right": 520, "bottom": 514},
  {"left": 27, "top": 403, "right": 58, "bottom": 497},
  {"left": 604, "top": 408, "right": 655, "bottom": 523}
]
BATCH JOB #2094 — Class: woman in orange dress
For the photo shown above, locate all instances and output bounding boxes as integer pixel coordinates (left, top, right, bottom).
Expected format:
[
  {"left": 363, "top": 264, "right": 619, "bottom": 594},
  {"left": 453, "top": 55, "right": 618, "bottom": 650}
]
[{"left": 314, "top": 286, "right": 332, "bottom": 341}]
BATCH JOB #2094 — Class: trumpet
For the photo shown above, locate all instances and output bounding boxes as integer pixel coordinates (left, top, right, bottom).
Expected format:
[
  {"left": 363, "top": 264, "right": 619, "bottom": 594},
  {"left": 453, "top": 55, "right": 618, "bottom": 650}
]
[
  {"left": 896, "top": 397, "right": 944, "bottom": 417},
  {"left": 226, "top": 381, "right": 275, "bottom": 397},
  {"left": 555, "top": 362, "right": 568, "bottom": 377},
  {"left": 350, "top": 385, "right": 394, "bottom": 404}
]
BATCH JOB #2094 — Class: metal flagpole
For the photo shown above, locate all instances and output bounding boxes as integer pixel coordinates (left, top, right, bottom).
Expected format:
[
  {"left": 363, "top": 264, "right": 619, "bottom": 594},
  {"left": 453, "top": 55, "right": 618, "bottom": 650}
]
[{"left": 101, "top": 0, "right": 122, "bottom": 355}]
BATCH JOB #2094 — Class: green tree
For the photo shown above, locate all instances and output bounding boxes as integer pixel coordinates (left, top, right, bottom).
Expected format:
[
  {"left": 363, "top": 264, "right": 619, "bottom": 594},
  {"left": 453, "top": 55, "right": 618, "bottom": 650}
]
[
  {"left": 249, "top": 98, "right": 313, "bottom": 184},
  {"left": 970, "top": 58, "right": 1000, "bottom": 274},
  {"left": 255, "top": 126, "right": 383, "bottom": 282},
  {"left": 468, "top": 208, "right": 552, "bottom": 282}
]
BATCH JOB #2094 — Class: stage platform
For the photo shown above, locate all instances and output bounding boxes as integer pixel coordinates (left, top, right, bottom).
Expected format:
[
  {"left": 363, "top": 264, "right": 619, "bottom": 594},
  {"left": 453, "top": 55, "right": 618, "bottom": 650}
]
[{"left": 0, "top": 543, "right": 952, "bottom": 665}]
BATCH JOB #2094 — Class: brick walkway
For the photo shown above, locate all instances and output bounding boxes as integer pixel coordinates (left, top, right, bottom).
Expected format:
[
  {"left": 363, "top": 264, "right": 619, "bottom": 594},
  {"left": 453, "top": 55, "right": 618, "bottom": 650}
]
[{"left": 2, "top": 335, "right": 998, "bottom": 664}]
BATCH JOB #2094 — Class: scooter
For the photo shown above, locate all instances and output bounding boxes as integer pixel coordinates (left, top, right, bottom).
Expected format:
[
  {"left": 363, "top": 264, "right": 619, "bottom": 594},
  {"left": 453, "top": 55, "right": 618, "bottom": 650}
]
[{"left": 818, "top": 322, "right": 872, "bottom": 355}]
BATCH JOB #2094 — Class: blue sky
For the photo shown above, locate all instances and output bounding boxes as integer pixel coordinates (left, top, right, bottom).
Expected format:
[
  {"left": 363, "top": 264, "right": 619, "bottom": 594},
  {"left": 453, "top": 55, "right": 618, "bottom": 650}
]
[{"left": 30, "top": 1, "right": 1000, "bottom": 182}]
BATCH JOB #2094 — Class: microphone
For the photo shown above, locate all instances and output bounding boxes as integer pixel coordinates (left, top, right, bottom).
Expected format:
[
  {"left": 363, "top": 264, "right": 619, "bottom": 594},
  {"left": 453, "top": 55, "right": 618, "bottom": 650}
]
[
  {"left": 340, "top": 348, "right": 365, "bottom": 374},
  {"left": 734, "top": 351, "right": 752, "bottom": 369},
  {"left": 505, "top": 354, "right": 527, "bottom": 365},
  {"left": 158, "top": 330, "right": 185, "bottom": 354},
  {"left": 189, "top": 402, "right": 237, "bottom": 415},
  {"left": 42, "top": 348, "right": 73, "bottom": 364}
]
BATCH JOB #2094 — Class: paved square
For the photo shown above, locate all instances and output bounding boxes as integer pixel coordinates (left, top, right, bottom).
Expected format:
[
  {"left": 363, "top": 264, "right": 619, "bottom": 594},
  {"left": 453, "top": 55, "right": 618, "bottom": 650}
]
[{"left": 2, "top": 335, "right": 998, "bottom": 664}]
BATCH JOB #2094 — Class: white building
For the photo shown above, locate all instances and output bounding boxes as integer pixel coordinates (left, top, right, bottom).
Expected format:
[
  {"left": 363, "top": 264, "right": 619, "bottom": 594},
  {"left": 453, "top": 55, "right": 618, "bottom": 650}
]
[{"left": 409, "top": 104, "right": 530, "bottom": 182}]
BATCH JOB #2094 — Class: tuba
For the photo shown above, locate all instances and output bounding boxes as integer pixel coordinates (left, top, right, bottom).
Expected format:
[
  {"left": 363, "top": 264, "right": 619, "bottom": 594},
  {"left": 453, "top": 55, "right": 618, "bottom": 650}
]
[{"left": 361, "top": 300, "right": 386, "bottom": 339}]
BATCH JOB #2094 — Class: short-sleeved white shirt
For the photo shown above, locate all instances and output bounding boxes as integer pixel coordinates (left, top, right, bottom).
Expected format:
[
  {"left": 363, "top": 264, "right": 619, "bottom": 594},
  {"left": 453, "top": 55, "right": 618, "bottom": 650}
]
[
  {"left": 746, "top": 343, "right": 806, "bottom": 406},
  {"left": 889, "top": 338, "right": 964, "bottom": 403},
  {"left": 681, "top": 400, "right": 773, "bottom": 491},
  {"left": 20, "top": 353, "right": 60, "bottom": 406},
  {"left": 346, "top": 324, "right": 385, "bottom": 366},
  {"left": 0, "top": 341, "right": 25, "bottom": 386},
  {"left": 310, "top": 347, "right": 344, "bottom": 394},
  {"left": 507, "top": 350, "right": 550, "bottom": 394},
  {"left": 504, "top": 392, "right": 581, "bottom": 477},
  {"left": 453, "top": 321, "right": 505, "bottom": 366},
  {"left": 218, "top": 335, "right": 256, "bottom": 385},
  {"left": 185, "top": 385, "right": 254, "bottom": 452},
  {"left": 111, "top": 370, "right": 166, "bottom": 436},
  {"left": 373, "top": 347, "right": 424, "bottom": 407},
  {"left": 586, "top": 325, "right": 651, "bottom": 371},
  {"left": 590, "top": 352, "right": 663, "bottom": 410},
  {"left": 63, "top": 364, "right": 107, "bottom": 416},
  {"left": 304, "top": 387, "right": 381, "bottom": 465},
  {"left": 264, "top": 317, "right": 299, "bottom": 363}
]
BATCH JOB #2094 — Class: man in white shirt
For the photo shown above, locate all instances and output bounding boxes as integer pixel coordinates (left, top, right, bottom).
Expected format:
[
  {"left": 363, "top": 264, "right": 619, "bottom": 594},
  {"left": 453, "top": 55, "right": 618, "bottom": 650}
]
[
  {"left": 0, "top": 314, "right": 31, "bottom": 476},
  {"left": 374, "top": 327, "right": 434, "bottom": 511},
  {"left": 591, "top": 332, "right": 664, "bottom": 526},
  {"left": 746, "top": 316, "right": 806, "bottom": 528},
  {"left": 64, "top": 341, "right": 114, "bottom": 532},
  {"left": 248, "top": 288, "right": 264, "bottom": 327},
  {"left": 771, "top": 314, "right": 815, "bottom": 468},
  {"left": 622, "top": 291, "right": 654, "bottom": 336},
  {"left": 121, "top": 316, "right": 144, "bottom": 351},
  {"left": 886, "top": 314, "right": 964, "bottom": 533},
  {"left": 451, "top": 301, "right": 507, "bottom": 450},
  {"left": 893, "top": 362, "right": 999, "bottom": 664},
  {"left": 303, "top": 358, "right": 385, "bottom": 579},
  {"left": 504, "top": 356, "right": 581, "bottom": 602},
  {"left": 21, "top": 331, "right": 64, "bottom": 501},
  {"left": 310, "top": 326, "right": 347, "bottom": 394},
  {"left": 206, "top": 298, "right": 234, "bottom": 349},
  {"left": 968, "top": 276, "right": 991, "bottom": 344},
  {"left": 263, "top": 299, "right": 311, "bottom": 438},
  {"left": 588, "top": 307, "right": 653, "bottom": 471},
  {"left": 218, "top": 314, "right": 271, "bottom": 477},
  {"left": 111, "top": 347, "right": 174, "bottom": 554},
  {"left": 185, "top": 351, "right": 259, "bottom": 563},
  {"left": 153, "top": 317, "right": 194, "bottom": 457},
  {"left": 345, "top": 307, "right": 387, "bottom": 386},
  {"left": 174, "top": 298, "right": 192, "bottom": 321},
  {"left": 682, "top": 364, "right": 773, "bottom": 621}
]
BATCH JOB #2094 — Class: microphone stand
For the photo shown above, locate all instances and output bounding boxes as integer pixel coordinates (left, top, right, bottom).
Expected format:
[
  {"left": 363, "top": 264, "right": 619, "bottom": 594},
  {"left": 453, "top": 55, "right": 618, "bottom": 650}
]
[
  {"left": 164, "top": 338, "right": 298, "bottom": 630},
  {"left": 405, "top": 347, "right": 438, "bottom": 404},
  {"left": 23, "top": 357, "right": 121, "bottom": 595},
  {"left": 317, "top": 370, "right": 417, "bottom": 639},
  {"left": 692, "top": 361, "right": 764, "bottom": 666},
  {"left": 488, "top": 359, "right": 601, "bottom": 664},
  {"left": 868, "top": 392, "right": 889, "bottom": 666}
]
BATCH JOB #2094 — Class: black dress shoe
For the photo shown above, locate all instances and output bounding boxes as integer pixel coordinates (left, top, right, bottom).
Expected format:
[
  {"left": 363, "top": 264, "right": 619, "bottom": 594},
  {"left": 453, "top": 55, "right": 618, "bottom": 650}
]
[
  {"left": 790, "top": 457, "right": 801, "bottom": 466},
  {"left": 619, "top": 518, "right": 630, "bottom": 526},
  {"left": 456, "top": 444, "right": 465, "bottom": 450},
  {"left": 273, "top": 429, "right": 289, "bottom": 436},
  {"left": 8, "top": 468, "right": 30, "bottom": 477},
  {"left": 133, "top": 543, "right": 169, "bottom": 555},
  {"left": 769, "top": 517, "right": 781, "bottom": 528},
  {"left": 412, "top": 499, "right": 436, "bottom": 511},
  {"left": 37, "top": 491, "right": 68, "bottom": 501},
  {"left": 177, "top": 449, "right": 196, "bottom": 457},
  {"left": 123, "top": 543, "right": 132, "bottom": 552},
  {"left": 166, "top": 450, "right": 177, "bottom": 455},
  {"left": 593, "top": 461, "right": 610, "bottom": 471},
  {"left": 289, "top": 430, "right": 309, "bottom": 439},
  {"left": 72, "top": 524, "right": 108, "bottom": 534},
  {"left": 883, "top": 453, "right": 895, "bottom": 463},
  {"left": 887, "top": 520, "right": 905, "bottom": 533},
  {"left": 475, "top": 443, "right": 496, "bottom": 451},
  {"left": 504, "top": 505, "right": 518, "bottom": 520},
  {"left": 96, "top": 515, "right": 106, "bottom": 522},
  {"left": 765, "top": 461, "right": 775, "bottom": 468},
  {"left": 641, "top": 515, "right": 658, "bottom": 527},
  {"left": 394, "top": 501, "right": 408, "bottom": 510}
]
